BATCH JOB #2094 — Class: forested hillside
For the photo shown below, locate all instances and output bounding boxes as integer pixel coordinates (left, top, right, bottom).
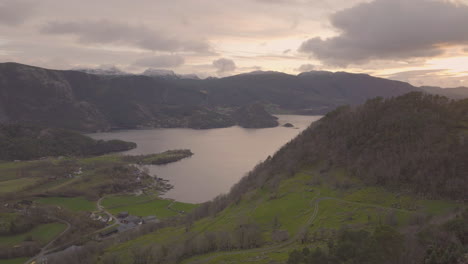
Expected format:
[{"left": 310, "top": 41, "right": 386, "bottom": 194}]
[
  {"left": 0, "top": 124, "right": 136, "bottom": 160},
  {"left": 223, "top": 92, "right": 468, "bottom": 204}
]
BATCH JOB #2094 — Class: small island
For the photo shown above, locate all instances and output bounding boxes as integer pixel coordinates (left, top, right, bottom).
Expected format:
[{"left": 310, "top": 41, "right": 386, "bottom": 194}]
[
  {"left": 122, "top": 149, "right": 193, "bottom": 165},
  {"left": 283, "top": 123, "right": 294, "bottom": 128}
]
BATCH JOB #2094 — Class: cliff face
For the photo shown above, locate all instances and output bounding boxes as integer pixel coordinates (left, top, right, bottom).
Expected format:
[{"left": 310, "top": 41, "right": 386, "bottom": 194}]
[{"left": 0, "top": 63, "right": 420, "bottom": 132}]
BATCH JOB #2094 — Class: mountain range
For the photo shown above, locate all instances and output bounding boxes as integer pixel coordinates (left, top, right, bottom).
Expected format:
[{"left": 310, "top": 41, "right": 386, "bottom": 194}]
[{"left": 0, "top": 62, "right": 466, "bottom": 132}]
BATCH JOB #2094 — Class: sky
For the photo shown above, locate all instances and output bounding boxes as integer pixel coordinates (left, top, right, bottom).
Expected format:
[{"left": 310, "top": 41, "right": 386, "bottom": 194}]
[{"left": 1, "top": 0, "right": 468, "bottom": 87}]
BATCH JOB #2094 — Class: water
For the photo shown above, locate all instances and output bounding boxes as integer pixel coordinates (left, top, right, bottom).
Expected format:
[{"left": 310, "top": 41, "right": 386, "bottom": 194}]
[{"left": 88, "top": 115, "right": 321, "bottom": 203}]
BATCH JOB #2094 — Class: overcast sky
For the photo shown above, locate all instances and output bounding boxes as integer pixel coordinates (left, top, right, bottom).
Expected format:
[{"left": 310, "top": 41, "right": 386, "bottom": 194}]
[{"left": 1, "top": 0, "right": 468, "bottom": 87}]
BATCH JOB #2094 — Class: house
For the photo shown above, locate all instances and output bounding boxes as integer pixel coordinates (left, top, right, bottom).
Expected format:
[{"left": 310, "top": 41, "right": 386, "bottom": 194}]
[
  {"left": 99, "top": 215, "right": 110, "bottom": 223},
  {"left": 143, "top": 215, "right": 159, "bottom": 223},
  {"left": 118, "top": 222, "right": 137, "bottom": 233},
  {"left": 271, "top": 230, "right": 289, "bottom": 242},
  {"left": 74, "top": 167, "right": 83, "bottom": 175},
  {"left": 117, "top": 211, "right": 129, "bottom": 218},
  {"left": 14, "top": 200, "right": 33, "bottom": 209},
  {"left": 99, "top": 227, "right": 118, "bottom": 237},
  {"left": 122, "top": 215, "right": 142, "bottom": 225}
]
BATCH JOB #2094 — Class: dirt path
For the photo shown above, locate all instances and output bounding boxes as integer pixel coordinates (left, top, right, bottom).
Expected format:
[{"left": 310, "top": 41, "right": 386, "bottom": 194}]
[
  {"left": 166, "top": 199, "right": 185, "bottom": 216},
  {"left": 97, "top": 196, "right": 121, "bottom": 226}
]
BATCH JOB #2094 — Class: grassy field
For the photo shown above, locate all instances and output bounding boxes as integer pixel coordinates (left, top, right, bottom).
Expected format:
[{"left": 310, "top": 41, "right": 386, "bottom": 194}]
[
  {"left": 170, "top": 202, "right": 199, "bottom": 213},
  {"left": 0, "top": 222, "right": 67, "bottom": 247},
  {"left": 0, "top": 257, "right": 29, "bottom": 264},
  {"left": 102, "top": 195, "right": 197, "bottom": 219},
  {"left": 36, "top": 197, "right": 96, "bottom": 211},
  {"left": 101, "top": 195, "right": 154, "bottom": 208},
  {"left": 108, "top": 199, "right": 178, "bottom": 218},
  {"left": 0, "top": 177, "right": 40, "bottom": 194}
]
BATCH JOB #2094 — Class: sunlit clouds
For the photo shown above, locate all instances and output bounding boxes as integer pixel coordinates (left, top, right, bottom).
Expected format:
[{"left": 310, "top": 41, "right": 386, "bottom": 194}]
[{"left": 0, "top": 0, "right": 467, "bottom": 86}]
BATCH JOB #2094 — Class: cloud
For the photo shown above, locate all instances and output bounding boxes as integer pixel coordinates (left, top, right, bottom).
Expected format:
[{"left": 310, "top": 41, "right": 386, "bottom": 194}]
[
  {"left": 382, "top": 69, "right": 468, "bottom": 87},
  {"left": 299, "top": 0, "right": 468, "bottom": 66},
  {"left": 133, "top": 55, "right": 185, "bottom": 68},
  {"left": 254, "top": 0, "right": 315, "bottom": 4},
  {"left": 212, "top": 58, "right": 236, "bottom": 73},
  {"left": 385, "top": 69, "right": 449, "bottom": 81},
  {"left": 41, "top": 20, "right": 211, "bottom": 53},
  {"left": 295, "top": 64, "right": 316, "bottom": 72},
  {"left": 0, "top": 0, "right": 35, "bottom": 26}
]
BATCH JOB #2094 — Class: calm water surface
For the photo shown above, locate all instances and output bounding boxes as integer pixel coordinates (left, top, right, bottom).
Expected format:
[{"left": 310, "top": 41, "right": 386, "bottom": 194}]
[{"left": 89, "top": 115, "right": 321, "bottom": 203}]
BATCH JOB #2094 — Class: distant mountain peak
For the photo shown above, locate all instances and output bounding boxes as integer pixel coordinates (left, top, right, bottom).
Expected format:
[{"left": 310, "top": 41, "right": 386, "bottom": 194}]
[
  {"left": 73, "top": 65, "right": 130, "bottom": 76},
  {"left": 178, "top": 73, "right": 200, "bottom": 80},
  {"left": 142, "top": 68, "right": 177, "bottom": 77},
  {"left": 141, "top": 68, "right": 200, "bottom": 80},
  {"left": 243, "top": 70, "right": 286, "bottom": 75}
]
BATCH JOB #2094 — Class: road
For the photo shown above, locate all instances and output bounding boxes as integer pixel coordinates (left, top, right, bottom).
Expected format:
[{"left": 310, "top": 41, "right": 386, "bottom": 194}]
[
  {"left": 25, "top": 218, "right": 71, "bottom": 264},
  {"left": 25, "top": 197, "right": 120, "bottom": 264},
  {"left": 97, "top": 196, "right": 121, "bottom": 226}
]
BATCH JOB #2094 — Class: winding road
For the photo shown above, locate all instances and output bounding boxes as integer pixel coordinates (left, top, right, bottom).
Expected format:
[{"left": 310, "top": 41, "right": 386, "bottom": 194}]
[
  {"left": 25, "top": 197, "right": 121, "bottom": 264},
  {"left": 25, "top": 218, "right": 71, "bottom": 264},
  {"left": 97, "top": 196, "right": 121, "bottom": 226}
]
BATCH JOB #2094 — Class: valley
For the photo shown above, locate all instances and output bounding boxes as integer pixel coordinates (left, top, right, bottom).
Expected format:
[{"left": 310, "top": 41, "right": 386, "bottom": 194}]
[
  {"left": 14, "top": 92, "right": 464, "bottom": 264},
  {"left": 0, "top": 115, "right": 318, "bottom": 263},
  {"left": 0, "top": 63, "right": 466, "bottom": 264},
  {"left": 2, "top": 0, "right": 468, "bottom": 262},
  {"left": 0, "top": 151, "right": 196, "bottom": 264}
]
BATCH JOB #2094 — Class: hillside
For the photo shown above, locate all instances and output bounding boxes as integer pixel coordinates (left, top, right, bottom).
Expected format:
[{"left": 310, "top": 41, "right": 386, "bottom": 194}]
[
  {"left": 0, "top": 124, "right": 136, "bottom": 160},
  {"left": 421, "top": 86, "right": 468, "bottom": 99},
  {"left": 228, "top": 92, "right": 468, "bottom": 201},
  {"left": 232, "top": 103, "right": 279, "bottom": 128},
  {"left": 45, "top": 92, "right": 467, "bottom": 264},
  {"left": 0, "top": 63, "right": 419, "bottom": 132}
]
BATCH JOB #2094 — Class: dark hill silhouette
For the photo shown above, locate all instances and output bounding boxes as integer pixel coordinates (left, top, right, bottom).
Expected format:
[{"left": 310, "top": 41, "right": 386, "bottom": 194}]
[{"left": 0, "top": 62, "right": 420, "bottom": 131}]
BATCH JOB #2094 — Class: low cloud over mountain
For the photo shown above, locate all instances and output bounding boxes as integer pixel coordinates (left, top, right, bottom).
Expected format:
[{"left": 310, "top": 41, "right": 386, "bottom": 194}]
[{"left": 213, "top": 58, "right": 237, "bottom": 74}]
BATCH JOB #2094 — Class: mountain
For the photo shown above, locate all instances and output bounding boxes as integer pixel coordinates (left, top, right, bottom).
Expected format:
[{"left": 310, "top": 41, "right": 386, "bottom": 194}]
[
  {"left": 141, "top": 68, "right": 177, "bottom": 78},
  {"left": 73, "top": 65, "right": 130, "bottom": 76},
  {"left": 0, "top": 62, "right": 420, "bottom": 132},
  {"left": 420, "top": 86, "right": 468, "bottom": 99},
  {"left": 141, "top": 69, "right": 200, "bottom": 80}
]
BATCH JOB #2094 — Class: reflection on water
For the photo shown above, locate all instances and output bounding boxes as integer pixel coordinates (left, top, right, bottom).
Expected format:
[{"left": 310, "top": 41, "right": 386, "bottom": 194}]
[{"left": 89, "top": 115, "right": 321, "bottom": 203}]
